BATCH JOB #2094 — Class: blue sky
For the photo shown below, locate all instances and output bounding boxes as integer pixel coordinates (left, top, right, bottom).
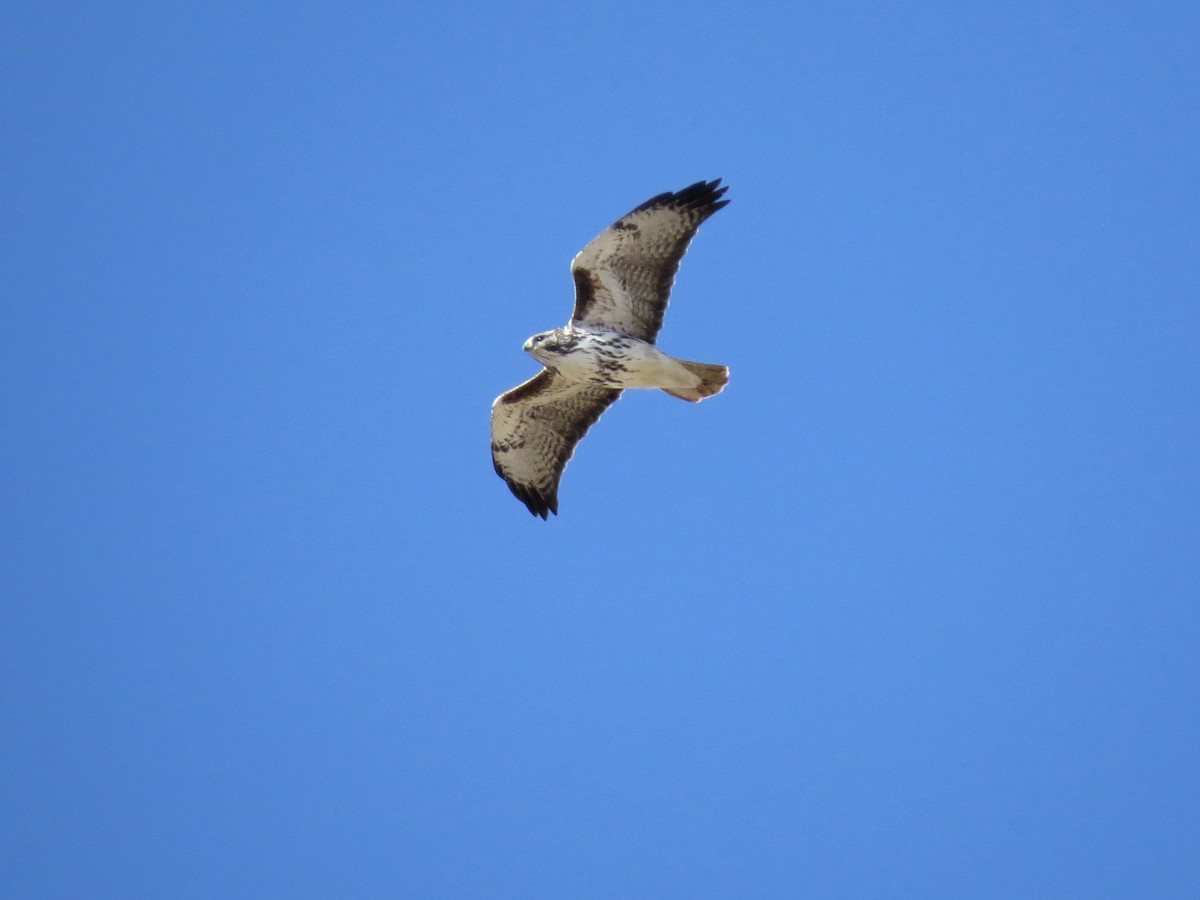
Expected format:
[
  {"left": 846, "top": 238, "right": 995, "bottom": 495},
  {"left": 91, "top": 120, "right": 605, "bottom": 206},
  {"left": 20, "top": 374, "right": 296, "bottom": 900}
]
[{"left": 2, "top": 1, "right": 1198, "bottom": 896}]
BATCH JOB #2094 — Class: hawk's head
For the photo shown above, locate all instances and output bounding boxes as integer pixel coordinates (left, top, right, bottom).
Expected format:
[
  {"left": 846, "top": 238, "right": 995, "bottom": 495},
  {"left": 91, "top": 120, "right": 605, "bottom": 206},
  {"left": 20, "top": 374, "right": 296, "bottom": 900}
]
[{"left": 523, "top": 328, "right": 579, "bottom": 365}]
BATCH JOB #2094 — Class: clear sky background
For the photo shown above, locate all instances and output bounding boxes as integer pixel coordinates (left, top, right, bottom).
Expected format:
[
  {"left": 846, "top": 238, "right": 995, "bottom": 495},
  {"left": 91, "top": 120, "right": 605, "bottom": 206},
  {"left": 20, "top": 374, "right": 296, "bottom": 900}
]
[{"left": 3, "top": 2, "right": 1198, "bottom": 897}]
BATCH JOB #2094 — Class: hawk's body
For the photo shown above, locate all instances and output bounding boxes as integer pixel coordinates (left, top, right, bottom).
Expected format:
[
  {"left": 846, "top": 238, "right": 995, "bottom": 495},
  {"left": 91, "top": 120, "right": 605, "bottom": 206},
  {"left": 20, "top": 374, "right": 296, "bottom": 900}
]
[
  {"left": 491, "top": 179, "right": 730, "bottom": 518},
  {"left": 523, "top": 325, "right": 719, "bottom": 395}
]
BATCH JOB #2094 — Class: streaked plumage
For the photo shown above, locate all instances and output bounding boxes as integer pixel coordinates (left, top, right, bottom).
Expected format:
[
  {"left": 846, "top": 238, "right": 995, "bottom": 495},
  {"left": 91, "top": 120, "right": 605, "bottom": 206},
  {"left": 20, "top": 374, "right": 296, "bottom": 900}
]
[{"left": 491, "top": 179, "right": 730, "bottom": 518}]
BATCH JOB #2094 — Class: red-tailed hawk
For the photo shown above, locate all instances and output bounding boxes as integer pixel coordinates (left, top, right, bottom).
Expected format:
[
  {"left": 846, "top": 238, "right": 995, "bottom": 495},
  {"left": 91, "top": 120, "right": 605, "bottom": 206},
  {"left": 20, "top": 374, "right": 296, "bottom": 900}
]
[{"left": 491, "top": 179, "right": 730, "bottom": 518}]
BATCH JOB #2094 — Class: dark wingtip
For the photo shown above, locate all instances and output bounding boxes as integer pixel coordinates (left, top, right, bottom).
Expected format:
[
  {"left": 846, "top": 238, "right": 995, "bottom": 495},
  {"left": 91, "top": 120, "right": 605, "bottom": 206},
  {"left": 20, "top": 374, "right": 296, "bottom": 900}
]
[
  {"left": 526, "top": 492, "right": 555, "bottom": 519},
  {"left": 504, "top": 479, "right": 556, "bottom": 519},
  {"left": 632, "top": 178, "right": 730, "bottom": 216},
  {"left": 681, "top": 178, "right": 730, "bottom": 211}
]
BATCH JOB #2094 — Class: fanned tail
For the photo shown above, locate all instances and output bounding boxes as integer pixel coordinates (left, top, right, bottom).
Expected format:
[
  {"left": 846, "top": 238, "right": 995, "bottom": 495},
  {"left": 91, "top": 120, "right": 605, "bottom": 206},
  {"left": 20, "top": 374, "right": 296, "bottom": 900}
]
[{"left": 662, "top": 360, "right": 729, "bottom": 403}]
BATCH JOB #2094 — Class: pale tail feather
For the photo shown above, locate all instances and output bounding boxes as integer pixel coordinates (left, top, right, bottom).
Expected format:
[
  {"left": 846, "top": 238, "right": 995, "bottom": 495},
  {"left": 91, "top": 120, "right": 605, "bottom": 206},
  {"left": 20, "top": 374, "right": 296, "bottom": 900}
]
[{"left": 662, "top": 360, "right": 729, "bottom": 403}]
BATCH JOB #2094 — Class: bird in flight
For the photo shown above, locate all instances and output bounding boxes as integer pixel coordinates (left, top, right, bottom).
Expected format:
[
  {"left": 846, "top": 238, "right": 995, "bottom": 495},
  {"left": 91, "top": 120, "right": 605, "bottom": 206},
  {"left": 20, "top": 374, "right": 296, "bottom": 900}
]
[{"left": 491, "top": 179, "right": 730, "bottom": 518}]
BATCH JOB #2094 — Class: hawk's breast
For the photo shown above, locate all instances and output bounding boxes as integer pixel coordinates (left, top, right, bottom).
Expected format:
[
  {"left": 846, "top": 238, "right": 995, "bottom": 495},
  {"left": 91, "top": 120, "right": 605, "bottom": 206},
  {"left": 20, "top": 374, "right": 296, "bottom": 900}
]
[{"left": 550, "top": 328, "right": 689, "bottom": 391}]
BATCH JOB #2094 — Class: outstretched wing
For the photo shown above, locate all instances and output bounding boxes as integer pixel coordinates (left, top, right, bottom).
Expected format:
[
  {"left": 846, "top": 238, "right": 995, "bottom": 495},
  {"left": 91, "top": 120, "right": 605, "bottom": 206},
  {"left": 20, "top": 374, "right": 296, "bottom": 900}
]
[
  {"left": 491, "top": 370, "right": 622, "bottom": 518},
  {"left": 570, "top": 178, "right": 729, "bottom": 343}
]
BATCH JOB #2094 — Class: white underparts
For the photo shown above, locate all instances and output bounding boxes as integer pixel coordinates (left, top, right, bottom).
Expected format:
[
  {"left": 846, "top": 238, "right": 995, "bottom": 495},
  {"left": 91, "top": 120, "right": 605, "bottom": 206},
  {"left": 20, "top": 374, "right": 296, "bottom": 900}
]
[{"left": 527, "top": 326, "right": 723, "bottom": 394}]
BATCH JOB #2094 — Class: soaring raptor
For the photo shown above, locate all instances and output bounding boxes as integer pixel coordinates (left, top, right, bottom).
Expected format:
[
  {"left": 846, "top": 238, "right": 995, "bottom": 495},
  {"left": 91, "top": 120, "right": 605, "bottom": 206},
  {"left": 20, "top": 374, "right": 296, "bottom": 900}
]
[{"left": 491, "top": 179, "right": 730, "bottom": 518}]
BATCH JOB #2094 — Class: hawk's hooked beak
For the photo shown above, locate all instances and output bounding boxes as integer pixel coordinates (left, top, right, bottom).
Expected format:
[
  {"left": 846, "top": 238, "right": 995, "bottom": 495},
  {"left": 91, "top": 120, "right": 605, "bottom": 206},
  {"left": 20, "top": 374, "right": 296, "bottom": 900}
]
[{"left": 523, "top": 337, "right": 535, "bottom": 353}]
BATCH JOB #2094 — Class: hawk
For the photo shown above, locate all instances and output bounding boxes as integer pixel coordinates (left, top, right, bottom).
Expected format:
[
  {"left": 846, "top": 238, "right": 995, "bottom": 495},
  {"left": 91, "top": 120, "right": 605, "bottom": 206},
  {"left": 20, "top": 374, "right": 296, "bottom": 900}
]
[{"left": 491, "top": 179, "right": 730, "bottom": 518}]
